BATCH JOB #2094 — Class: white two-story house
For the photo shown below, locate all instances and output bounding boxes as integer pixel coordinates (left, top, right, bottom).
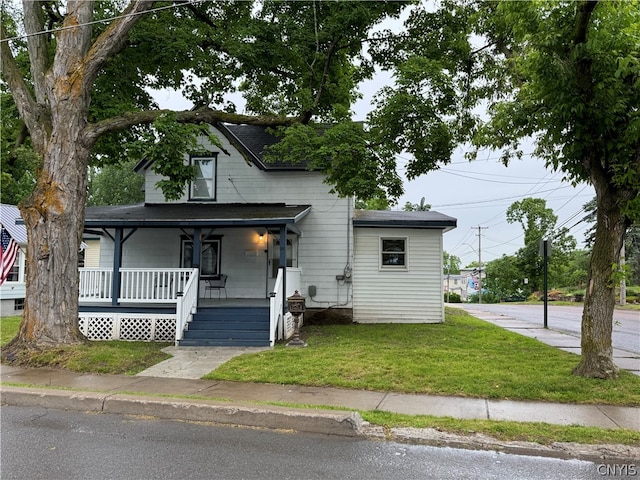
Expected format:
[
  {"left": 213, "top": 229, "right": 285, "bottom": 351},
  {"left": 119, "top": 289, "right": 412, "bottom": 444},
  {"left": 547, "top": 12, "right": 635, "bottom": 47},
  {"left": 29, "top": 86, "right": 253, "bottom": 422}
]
[{"left": 79, "top": 124, "right": 456, "bottom": 346}]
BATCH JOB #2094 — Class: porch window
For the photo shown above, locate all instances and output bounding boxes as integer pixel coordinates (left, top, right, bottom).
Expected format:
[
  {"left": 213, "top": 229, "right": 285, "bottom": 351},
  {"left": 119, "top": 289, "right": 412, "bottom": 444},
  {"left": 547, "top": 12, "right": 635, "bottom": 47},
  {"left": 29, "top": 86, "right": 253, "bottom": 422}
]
[
  {"left": 380, "top": 237, "right": 407, "bottom": 269},
  {"left": 271, "top": 237, "right": 296, "bottom": 278},
  {"left": 190, "top": 154, "right": 218, "bottom": 200},
  {"left": 181, "top": 239, "right": 221, "bottom": 278}
]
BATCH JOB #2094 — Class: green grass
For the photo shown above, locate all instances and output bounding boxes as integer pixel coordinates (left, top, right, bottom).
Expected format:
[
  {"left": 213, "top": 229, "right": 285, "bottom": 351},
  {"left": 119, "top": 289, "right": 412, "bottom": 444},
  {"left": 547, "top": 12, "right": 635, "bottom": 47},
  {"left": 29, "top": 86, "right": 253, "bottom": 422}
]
[
  {"left": 206, "top": 308, "right": 640, "bottom": 406},
  {"left": 1, "top": 315, "right": 171, "bottom": 375},
  {"left": 3, "top": 310, "right": 640, "bottom": 446},
  {"left": 0, "top": 316, "right": 21, "bottom": 345},
  {"left": 360, "top": 411, "right": 640, "bottom": 446}
]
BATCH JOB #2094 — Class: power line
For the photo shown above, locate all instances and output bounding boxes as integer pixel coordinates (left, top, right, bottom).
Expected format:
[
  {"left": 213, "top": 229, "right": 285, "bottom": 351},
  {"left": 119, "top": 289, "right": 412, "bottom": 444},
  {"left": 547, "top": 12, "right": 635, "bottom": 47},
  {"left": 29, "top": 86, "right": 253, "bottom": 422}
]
[{"left": 1, "top": 1, "right": 202, "bottom": 44}]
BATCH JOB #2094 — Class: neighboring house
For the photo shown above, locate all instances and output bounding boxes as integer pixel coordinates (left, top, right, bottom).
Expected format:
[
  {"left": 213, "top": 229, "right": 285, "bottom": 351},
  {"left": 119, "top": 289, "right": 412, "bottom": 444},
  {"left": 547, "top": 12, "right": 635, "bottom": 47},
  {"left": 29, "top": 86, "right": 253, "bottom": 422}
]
[
  {"left": 1, "top": 204, "right": 27, "bottom": 316},
  {"left": 442, "top": 268, "right": 485, "bottom": 302},
  {"left": 80, "top": 124, "right": 456, "bottom": 346},
  {"left": 443, "top": 274, "right": 470, "bottom": 302},
  {"left": 0, "top": 204, "right": 101, "bottom": 317}
]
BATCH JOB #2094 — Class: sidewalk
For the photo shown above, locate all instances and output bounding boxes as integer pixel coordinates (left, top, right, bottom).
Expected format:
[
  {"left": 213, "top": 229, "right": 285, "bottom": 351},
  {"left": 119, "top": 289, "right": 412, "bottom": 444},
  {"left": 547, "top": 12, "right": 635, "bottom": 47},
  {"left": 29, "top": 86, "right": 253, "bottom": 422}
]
[
  {"left": 456, "top": 304, "right": 640, "bottom": 376},
  {"left": 1, "top": 362, "right": 638, "bottom": 431},
  {"left": 2, "top": 309, "right": 640, "bottom": 462}
]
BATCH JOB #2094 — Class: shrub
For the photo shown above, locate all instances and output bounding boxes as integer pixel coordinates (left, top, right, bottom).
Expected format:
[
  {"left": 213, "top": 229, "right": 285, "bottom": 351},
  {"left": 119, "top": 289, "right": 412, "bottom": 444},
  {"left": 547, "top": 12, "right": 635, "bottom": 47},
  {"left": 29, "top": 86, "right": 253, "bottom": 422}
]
[
  {"left": 445, "top": 292, "right": 462, "bottom": 303},
  {"left": 467, "top": 292, "right": 500, "bottom": 304}
]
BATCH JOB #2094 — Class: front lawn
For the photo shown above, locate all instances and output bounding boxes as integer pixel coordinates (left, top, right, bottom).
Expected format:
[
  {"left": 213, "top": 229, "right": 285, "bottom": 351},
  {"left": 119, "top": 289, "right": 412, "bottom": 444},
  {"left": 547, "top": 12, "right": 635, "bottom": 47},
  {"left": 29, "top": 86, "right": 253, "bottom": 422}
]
[
  {"left": 0, "top": 316, "right": 171, "bottom": 375},
  {"left": 206, "top": 307, "right": 640, "bottom": 406}
]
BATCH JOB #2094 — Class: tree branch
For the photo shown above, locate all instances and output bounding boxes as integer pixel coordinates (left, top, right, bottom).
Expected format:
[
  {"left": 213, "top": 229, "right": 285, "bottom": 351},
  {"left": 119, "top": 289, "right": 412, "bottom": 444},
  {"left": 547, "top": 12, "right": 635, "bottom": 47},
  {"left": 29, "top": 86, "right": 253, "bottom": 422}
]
[
  {"left": 81, "top": 0, "right": 156, "bottom": 89},
  {"left": 22, "top": 0, "right": 50, "bottom": 104},
  {"left": 0, "top": 23, "right": 48, "bottom": 149},
  {"left": 84, "top": 107, "right": 300, "bottom": 144},
  {"left": 573, "top": 0, "right": 599, "bottom": 46}
]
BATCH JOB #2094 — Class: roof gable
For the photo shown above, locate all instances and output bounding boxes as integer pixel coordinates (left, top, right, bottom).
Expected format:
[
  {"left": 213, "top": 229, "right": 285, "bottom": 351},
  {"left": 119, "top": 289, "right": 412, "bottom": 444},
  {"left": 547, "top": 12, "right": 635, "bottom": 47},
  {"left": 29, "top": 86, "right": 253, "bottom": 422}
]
[{"left": 135, "top": 124, "right": 310, "bottom": 173}]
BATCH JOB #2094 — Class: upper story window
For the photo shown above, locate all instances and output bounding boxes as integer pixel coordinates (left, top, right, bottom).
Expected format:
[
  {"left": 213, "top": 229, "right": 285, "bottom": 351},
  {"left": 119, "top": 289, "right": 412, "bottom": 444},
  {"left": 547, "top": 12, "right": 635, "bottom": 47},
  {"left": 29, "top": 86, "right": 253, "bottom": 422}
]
[
  {"left": 380, "top": 237, "right": 407, "bottom": 270},
  {"left": 190, "top": 154, "right": 218, "bottom": 200}
]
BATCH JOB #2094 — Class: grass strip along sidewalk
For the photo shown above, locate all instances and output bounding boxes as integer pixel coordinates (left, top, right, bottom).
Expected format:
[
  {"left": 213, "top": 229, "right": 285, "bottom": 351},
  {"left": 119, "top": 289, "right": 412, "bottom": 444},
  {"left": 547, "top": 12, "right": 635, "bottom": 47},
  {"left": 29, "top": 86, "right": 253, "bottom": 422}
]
[{"left": 1, "top": 308, "right": 639, "bottom": 446}]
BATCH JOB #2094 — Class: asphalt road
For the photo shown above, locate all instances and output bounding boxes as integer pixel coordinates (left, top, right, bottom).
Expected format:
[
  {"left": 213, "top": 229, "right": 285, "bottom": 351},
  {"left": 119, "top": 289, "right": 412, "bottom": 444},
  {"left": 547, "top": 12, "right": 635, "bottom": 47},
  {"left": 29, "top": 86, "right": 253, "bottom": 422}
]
[
  {"left": 461, "top": 303, "right": 640, "bottom": 354},
  {"left": 1, "top": 406, "right": 617, "bottom": 480}
]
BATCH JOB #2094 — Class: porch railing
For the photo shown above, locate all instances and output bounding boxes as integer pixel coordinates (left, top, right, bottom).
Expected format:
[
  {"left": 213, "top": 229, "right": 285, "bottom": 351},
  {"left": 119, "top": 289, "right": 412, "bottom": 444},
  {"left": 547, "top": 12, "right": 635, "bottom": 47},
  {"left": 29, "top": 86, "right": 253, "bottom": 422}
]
[
  {"left": 79, "top": 268, "right": 196, "bottom": 303},
  {"left": 175, "top": 269, "right": 199, "bottom": 344},
  {"left": 269, "top": 268, "right": 302, "bottom": 346}
]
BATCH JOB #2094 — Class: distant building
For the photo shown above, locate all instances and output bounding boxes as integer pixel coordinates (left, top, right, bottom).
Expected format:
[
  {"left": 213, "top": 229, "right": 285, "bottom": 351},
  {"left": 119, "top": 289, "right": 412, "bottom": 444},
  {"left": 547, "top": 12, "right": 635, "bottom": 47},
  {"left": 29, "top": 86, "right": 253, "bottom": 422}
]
[
  {"left": 1, "top": 204, "right": 27, "bottom": 316},
  {"left": 443, "top": 267, "right": 485, "bottom": 302}
]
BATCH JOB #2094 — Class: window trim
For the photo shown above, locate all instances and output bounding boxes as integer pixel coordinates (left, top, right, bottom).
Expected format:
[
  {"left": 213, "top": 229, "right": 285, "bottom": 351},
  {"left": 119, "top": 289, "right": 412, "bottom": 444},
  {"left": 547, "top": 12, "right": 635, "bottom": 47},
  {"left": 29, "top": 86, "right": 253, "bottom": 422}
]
[
  {"left": 379, "top": 237, "right": 408, "bottom": 270},
  {"left": 189, "top": 154, "right": 218, "bottom": 201},
  {"left": 181, "top": 237, "right": 222, "bottom": 279}
]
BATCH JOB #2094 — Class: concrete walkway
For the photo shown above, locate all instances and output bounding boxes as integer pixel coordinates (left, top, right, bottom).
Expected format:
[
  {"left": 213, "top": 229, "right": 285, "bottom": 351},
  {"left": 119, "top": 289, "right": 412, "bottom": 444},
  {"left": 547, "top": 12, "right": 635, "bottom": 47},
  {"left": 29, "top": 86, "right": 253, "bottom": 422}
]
[{"left": 136, "top": 346, "right": 270, "bottom": 379}]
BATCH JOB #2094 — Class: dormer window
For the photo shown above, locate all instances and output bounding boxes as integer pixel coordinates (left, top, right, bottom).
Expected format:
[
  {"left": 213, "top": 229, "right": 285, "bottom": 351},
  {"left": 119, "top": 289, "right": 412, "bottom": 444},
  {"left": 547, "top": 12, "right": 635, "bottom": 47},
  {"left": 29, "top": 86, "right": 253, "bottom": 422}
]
[{"left": 190, "top": 154, "right": 218, "bottom": 200}]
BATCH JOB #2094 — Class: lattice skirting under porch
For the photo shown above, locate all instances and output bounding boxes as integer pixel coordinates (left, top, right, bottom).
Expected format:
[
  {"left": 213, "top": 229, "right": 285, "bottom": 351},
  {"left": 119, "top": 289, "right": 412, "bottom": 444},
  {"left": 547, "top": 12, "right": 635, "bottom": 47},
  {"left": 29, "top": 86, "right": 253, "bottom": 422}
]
[
  {"left": 283, "top": 312, "right": 303, "bottom": 340},
  {"left": 79, "top": 313, "right": 176, "bottom": 342}
]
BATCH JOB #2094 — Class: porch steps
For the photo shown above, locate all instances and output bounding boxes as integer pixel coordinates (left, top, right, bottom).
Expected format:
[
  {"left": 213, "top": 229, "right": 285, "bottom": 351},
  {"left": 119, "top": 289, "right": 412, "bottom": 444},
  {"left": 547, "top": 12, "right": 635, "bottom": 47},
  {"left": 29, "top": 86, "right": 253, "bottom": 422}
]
[{"left": 178, "top": 307, "right": 270, "bottom": 347}]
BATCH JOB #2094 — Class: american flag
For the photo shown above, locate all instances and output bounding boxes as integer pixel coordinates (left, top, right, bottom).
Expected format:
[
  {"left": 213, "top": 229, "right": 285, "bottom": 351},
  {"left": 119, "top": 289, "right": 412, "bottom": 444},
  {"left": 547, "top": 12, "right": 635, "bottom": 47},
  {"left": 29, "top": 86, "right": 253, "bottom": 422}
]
[{"left": 1, "top": 227, "right": 19, "bottom": 286}]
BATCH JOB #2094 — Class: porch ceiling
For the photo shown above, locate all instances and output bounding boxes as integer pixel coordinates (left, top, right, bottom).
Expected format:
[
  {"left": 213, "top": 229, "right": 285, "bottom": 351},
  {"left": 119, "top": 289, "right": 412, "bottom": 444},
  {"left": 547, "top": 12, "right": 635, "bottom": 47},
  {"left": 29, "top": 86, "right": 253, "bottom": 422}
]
[{"left": 84, "top": 203, "right": 311, "bottom": 228}]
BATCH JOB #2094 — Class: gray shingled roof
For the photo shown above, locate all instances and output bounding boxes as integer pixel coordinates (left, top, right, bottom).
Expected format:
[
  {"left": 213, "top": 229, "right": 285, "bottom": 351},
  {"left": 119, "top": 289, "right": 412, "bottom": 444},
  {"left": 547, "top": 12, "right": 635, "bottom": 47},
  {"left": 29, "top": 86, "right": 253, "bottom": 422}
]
[
  {"left": 353, "top": 209, "right": 457, "bottom": 232},
  {"left": 219, "top": 124, "right": 310, "bottom": 170},
  {"left": 84, "top": 203, "right": 311, "bottom": 228},
  {"left": 0, "top": 204, "right": 27, "bottom": 243},
  {"left": 135, "top": 124, "right": 311, "bottom": 172}
]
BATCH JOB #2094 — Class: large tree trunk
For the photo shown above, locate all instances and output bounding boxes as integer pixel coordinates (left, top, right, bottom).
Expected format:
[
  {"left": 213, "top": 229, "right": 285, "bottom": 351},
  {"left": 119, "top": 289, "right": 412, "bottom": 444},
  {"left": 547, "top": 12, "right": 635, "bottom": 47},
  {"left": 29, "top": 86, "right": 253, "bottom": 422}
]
[
  {"left": 3, "top": 1, "right": 95, "bottom": 356},
  {"left": 9, "top": 143, "right": 91, "bottom": 351},
  {"left": 572, "top": 188, "right": 626, "bottom": 379}
]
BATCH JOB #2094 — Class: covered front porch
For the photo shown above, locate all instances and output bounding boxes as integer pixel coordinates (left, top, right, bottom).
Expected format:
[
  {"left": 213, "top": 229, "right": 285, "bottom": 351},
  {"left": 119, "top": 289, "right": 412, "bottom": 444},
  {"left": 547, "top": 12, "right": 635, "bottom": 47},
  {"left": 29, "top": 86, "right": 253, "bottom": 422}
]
[
  {"left": 80, "top": 203, "right": 310, "bottom": 346},
  {"left": 79, "top": 267, "right": 302, "bottom": 346}
]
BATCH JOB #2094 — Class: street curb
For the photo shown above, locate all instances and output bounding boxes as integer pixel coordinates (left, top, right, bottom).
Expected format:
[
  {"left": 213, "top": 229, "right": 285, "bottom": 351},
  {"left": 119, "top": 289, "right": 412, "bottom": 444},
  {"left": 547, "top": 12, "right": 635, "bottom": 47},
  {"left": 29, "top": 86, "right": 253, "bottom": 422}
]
[
  {"left": 0, "top": 386, "right": 364, "bottom": 437},
  {"left": 2, "top": 386, "right": 639, "bottom": 463},
  {"left": 376, "top": 427, "right": 640, "bottom": 464}
]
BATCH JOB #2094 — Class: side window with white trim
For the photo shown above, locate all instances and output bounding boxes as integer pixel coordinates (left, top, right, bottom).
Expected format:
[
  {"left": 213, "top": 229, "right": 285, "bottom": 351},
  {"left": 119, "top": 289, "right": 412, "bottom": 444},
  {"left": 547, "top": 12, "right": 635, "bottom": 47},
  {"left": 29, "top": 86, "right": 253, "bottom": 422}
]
[{"left": 380, "top": 237, "right": 407, "bottom": 269}]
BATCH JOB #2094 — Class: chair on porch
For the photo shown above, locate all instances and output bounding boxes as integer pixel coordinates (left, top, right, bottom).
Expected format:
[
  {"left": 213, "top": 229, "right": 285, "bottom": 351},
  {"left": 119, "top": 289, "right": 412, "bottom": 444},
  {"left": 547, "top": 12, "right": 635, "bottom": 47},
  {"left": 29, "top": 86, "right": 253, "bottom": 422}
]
[{"left": 205, "top": 274, "right": 228, "bottom": 299}]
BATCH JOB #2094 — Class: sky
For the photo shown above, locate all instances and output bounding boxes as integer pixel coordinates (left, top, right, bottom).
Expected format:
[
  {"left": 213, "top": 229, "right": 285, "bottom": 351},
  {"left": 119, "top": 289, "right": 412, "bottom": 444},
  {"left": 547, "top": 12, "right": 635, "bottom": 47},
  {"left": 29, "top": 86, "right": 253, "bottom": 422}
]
[
  {"left": 154, "top": 80, "right": 595, "bottom": 270},
  {"left": 348, "top": 77, "right": 595, "bottom": 269}
]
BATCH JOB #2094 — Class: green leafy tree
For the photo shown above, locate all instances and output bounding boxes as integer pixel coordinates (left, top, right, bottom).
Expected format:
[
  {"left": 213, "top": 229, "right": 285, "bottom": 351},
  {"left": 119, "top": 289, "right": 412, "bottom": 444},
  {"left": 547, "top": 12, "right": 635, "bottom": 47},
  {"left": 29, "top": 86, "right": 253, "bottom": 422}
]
[
  {"left": 1, "top": 93, "right": 39, "bottom": 204},
  {"left": 506, "top": 198, "right": 576, "bottom": 293},
  {"left": 368, "top": 0, "right": 639, "bottom": 378},
  {"left": 403, "top": 197, "right": 431, "bottom": 212},
  {"left": 0, "top": 1, "right": 407, "bottom": 355},
  {"left": 87, "top": 159, "right": 144, "bottom": 206},
  {"left": 484, "top": 255, "right": 524, "bottom": 301},
  {"left": 443, "top": 251, "right": 461, "bottom": 275},
  {"left": 562, "top": 249, "right": 591, "bottom": 290},
  {"left": 355, "top": 197, "right": 391, "bottom": 211}
]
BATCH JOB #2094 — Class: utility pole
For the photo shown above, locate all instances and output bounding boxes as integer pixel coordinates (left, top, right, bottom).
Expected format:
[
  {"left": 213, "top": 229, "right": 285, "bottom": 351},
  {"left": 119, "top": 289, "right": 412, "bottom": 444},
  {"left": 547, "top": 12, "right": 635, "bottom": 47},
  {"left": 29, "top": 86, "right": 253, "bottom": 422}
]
[
  {"left": 473, "top": 226, "right": 488, "bottom": 304},
  {"left": 620, "top": 239, "right": 626, "bottom": 306}
]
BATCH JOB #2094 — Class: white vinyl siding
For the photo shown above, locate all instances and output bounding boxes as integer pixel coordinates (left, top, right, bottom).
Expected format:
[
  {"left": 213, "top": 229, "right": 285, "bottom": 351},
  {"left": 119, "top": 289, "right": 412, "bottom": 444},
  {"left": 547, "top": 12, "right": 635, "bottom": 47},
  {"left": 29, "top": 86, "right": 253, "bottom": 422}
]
[
  {"left": 353, "top": 227, "right": 444, "bottom": 323},
  {"left": 83, "top": 239, "right": 101, "bottom": 268},
  {"left": 140, "top": 126, "right": 352, "bottom": 307}
]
